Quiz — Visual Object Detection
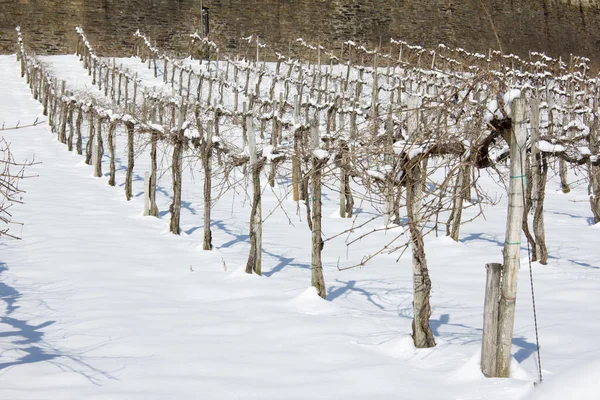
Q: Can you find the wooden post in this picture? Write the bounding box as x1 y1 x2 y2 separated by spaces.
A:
85 110 94 165
496 97 527 377
94 115 103 178
310 117 327 298
125 122 135 200
67 102 75 151
292 125 301 202
75 105 83 155
339 147 346 218
202 120 214 251
481 263 502 377
108 121 118 186
149 130 159 217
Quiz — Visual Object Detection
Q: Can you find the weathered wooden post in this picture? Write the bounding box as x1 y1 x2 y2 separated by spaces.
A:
125 121 135 200
310 116 327 299
481 262 502 377
94 114 103 178
202 120 214 251
496 97 527 377
66 100 75 151
75 105 83 155
148 127 159 217
107 120 118 186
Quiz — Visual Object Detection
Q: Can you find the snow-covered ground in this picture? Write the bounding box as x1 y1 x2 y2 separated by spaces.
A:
1 54 599 399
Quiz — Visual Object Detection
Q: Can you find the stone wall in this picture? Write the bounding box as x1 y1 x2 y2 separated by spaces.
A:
1 0 599 63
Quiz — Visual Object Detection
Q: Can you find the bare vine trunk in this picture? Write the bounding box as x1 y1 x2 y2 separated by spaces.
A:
67 105 74 151
559 159 570 193
245 162 263 275
530 97 548 264
85 111 94 165
406 160 436 348
148 131 159 217
169 133 183 235
107 121 117 186
125 122 135 200
522 156 538 261
94 116 103 178
447 164 466 241
245 116 262 275
75 105 83 155
202 121 214 251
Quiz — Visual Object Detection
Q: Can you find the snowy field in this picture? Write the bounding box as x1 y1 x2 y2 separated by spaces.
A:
1 54 599 399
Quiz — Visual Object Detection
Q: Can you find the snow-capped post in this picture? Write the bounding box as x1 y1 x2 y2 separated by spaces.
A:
125 120 135 200
496 96 527 377
245 114 263 275
481 262 502 377
169 104 188 235
530 97 548 264
202 119 214 251
310 115 327 299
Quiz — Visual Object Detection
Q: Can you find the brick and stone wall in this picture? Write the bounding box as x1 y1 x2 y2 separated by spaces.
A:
1 0 599 62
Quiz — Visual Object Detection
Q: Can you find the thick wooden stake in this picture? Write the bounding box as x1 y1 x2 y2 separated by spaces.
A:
310 118 326 298
481 263 502 377
496 97 527 378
